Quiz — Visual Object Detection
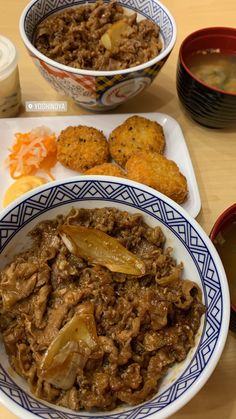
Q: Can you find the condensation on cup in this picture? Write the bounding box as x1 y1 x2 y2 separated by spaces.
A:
0 35 21 117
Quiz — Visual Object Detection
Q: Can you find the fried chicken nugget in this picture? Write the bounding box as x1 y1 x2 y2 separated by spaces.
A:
126 151 188 204
109 115 165 167
57 126 109 172
84 163 126 177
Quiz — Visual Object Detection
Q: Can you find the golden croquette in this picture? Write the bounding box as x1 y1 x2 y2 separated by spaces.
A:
109 115 165 167
57 125 109 172
125 151 188 204
84 163 126 177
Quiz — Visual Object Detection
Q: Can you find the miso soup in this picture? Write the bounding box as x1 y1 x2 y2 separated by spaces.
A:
187 51 236 93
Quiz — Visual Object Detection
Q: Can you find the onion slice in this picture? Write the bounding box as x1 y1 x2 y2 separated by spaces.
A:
39 303 98 389
101 20 132 50
60 224 146 276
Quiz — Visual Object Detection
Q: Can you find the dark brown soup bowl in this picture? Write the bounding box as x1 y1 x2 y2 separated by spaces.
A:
210 203 236 331
176 27 236 128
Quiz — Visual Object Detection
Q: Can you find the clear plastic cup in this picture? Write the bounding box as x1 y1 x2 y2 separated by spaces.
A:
0 35 21 117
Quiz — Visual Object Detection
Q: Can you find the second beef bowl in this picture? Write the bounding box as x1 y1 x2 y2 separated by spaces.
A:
0 176 230 419
19 0 176 111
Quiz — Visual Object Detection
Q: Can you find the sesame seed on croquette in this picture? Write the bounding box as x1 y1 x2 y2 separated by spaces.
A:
109 115 165 167
57 125 109 172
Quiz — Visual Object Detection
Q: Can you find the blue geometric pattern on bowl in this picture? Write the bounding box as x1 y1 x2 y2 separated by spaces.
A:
0 179 223 419
24 0 174 48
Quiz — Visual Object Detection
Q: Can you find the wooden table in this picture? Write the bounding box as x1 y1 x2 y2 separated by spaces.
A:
0 0 236 418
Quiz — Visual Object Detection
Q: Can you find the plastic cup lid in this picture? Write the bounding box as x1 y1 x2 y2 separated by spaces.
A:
0 35 18 80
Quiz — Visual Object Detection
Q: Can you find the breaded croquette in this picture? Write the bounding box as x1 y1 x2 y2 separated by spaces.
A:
109 115 165 167
57 125 109 172
126 151 188 204
84 163 126 177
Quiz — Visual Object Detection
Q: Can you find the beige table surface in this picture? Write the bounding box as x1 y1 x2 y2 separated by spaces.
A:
0 0 236 418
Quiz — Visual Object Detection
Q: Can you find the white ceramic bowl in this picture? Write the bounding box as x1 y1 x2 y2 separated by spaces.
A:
0 176 230 419
19 0 176 111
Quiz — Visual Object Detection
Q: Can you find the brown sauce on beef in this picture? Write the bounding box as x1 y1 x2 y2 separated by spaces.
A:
34 0 162 71
0 207 205 411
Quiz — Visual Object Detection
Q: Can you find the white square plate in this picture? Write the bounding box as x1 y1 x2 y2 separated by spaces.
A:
0 112 201 217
